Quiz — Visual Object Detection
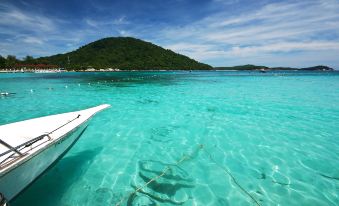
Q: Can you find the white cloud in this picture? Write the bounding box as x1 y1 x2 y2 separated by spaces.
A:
166 43 215 52
160 0 339 67
0 2 103 58
22 36 44 45
85 18 98 27
112 16 128 25
228 41 339 56
85 16 129 28
0 3 56 32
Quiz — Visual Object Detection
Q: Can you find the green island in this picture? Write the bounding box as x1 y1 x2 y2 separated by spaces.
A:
0 37 211 71
214 65 334 71
0 37 334 71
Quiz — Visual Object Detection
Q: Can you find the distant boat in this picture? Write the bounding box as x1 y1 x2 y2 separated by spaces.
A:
0 104 110 203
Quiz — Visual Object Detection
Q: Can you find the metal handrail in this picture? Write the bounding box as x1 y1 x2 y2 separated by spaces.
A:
0 114 81 158
0 134 46 158
0 139 24 157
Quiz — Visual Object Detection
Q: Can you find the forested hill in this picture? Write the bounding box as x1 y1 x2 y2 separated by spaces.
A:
36 37 212 70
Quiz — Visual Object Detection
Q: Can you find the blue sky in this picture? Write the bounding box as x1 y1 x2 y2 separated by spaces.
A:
0 0 339 68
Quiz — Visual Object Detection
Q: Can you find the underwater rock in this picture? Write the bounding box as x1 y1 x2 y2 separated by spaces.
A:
127 194 157 206
216 197 230 206
129 160 195 205
258 173 266 179
88 188 114 206
149 126 179 143
137 99 159 105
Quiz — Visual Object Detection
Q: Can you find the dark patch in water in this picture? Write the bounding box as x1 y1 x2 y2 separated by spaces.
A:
139 162 191 182
256 190 263 195
114 84 136 88
138 172 194 197
258 173 266 179
272 180 290 186
110 192 125 205
217 197 230 206
137 99 159 105
10 148 102 206
129 186 186 205
126 160 195 205
127 193 157 206
151 126 172 137
127 193 136 206
148 137 172 144
207 106 218 112
92 188 113 204
318 173 339 181
149 126 179 143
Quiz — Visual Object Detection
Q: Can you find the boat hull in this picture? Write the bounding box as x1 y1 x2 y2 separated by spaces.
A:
0 122 88 201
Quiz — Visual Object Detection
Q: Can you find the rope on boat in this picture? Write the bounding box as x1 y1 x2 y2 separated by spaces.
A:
115 144 261 206
48 114 81 134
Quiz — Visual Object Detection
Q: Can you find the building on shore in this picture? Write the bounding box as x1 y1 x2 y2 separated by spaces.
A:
0 64 64 73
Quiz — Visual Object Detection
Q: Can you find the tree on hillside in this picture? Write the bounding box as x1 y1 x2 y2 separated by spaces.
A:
6 55 18 68
23 55 35 64
0 55 6 68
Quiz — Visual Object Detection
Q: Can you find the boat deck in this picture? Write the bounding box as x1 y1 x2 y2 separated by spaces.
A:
0 104 110 172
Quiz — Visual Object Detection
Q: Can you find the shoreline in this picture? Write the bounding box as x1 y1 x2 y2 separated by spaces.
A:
0 69 336 73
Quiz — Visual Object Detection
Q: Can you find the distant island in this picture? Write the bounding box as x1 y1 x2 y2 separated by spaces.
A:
0 37 335 72
0 37 211 70
214 64 334 71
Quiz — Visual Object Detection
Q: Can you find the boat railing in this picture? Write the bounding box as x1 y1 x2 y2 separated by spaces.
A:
0 114 81 161
0 139 25 157
0 134 48 158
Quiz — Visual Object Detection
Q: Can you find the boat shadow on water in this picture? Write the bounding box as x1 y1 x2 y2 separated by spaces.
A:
10 147 103 206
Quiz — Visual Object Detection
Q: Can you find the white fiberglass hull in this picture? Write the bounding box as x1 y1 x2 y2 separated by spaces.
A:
0 104 110 202
0 123 87 201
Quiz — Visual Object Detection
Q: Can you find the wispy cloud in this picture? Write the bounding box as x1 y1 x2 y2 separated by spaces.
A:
0 2 56 33
22 36 44 45
85 16 129 28
113 16 128 25
0 1 130 58
228 41 339 56
160 0 339 67
0 1 63 57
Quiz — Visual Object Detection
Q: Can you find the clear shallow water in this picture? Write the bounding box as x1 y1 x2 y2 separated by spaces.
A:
0 71 338 206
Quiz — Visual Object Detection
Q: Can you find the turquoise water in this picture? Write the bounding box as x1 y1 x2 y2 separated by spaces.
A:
0 71 338 206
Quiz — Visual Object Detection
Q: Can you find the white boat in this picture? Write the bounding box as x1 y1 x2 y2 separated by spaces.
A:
0 104 110 203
